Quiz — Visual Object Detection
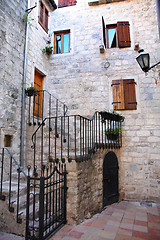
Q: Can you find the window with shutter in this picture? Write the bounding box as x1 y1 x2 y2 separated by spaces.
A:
112 79 137 110
38 1 49 33
58 0 76 8
103 19 131 49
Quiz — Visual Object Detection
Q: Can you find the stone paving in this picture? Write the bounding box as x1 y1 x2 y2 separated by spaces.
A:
0 201 160 240
52 201 160 240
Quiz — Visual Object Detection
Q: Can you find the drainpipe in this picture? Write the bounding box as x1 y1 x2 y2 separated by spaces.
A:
20 0 30 168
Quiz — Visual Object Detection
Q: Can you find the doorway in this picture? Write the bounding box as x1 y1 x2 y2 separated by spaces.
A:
103 151 119 207
34 69 44 118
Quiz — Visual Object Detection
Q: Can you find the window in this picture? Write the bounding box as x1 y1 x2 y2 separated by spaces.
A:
4 135 12 147
106 25 117 48
58 0 76 8
38 0 49 33
102 18 131 49
111 79 137 110
54 30 70 54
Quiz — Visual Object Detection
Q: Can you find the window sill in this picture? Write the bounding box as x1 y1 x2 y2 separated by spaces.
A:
88 0 126 6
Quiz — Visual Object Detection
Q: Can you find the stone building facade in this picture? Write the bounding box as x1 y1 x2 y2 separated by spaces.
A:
0 0 27 159
0 0 160 233
24 0 160 223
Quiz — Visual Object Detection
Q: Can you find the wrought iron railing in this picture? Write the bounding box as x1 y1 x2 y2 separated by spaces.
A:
26 90 68 126
31 111 124 174
0 148 28 223
0 111 124 239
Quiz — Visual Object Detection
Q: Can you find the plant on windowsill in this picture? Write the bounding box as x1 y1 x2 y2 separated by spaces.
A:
25 87 37 97
42 46 53 56
105 128 121 141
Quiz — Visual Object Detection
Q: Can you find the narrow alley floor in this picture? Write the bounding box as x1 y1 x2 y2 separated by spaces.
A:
51 201 160 240
0 201 160 240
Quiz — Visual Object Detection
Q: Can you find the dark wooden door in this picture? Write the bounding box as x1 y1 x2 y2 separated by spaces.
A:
103 151 119 207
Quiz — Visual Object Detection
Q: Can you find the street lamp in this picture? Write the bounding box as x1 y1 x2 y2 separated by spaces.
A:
136 49 160 72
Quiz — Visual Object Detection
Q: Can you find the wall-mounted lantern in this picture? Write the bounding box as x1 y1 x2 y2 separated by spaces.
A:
136 49 160 72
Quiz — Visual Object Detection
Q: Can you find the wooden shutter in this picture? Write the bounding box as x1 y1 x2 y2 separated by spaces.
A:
58 0 76 7
67 0 76 6
123 79 137 110
39 1 43 24
117 21 131 48
34 70 44 118
102 16 106 48
44 8 48 31
112 80 124 110
58 0 67 8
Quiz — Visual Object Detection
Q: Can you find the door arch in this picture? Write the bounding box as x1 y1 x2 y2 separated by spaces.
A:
103 151 119 207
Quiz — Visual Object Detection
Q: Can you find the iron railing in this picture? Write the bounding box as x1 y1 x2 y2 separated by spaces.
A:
26 90 68 126
31 111 124 174
0 148 28 223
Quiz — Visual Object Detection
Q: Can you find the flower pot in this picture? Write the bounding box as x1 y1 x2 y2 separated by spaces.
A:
25 89 37 97
106 133 119 141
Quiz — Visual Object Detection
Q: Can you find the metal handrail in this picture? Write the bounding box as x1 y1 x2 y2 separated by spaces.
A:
31 111 124 174
0 148 27 224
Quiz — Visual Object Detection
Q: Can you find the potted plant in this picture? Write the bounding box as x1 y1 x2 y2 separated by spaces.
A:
42 46 53 56
99 111 124 122
105 128 121 141
25 87 37 97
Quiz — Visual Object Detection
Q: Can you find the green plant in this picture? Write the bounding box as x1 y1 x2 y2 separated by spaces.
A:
22 12 34 26
42 46 53 55
25 86 36 91
105 128 121 135
25 87 37 97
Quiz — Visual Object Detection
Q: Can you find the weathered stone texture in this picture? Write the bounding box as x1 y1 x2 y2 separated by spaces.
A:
46 0 160 204
0 0 27 156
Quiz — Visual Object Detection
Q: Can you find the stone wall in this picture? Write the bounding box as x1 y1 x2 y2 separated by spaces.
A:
46 0 160 203
0 0 27 160
66 148 121 224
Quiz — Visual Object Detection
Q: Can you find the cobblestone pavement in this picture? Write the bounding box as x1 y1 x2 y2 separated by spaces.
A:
0 201 160 240
51 201 160 240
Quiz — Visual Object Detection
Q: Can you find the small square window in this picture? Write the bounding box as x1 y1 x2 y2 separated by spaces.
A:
4 135 12 147
54 30 70 54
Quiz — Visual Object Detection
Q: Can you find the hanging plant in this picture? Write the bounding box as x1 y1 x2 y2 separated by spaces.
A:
25 87 37 97
42 46 53 56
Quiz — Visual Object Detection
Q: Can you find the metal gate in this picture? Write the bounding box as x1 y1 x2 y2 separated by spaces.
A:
25 164 67 240
103 151 119 207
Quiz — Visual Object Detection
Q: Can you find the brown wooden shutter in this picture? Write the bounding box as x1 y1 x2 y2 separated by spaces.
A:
102 16 106 48
58 0 76 7
68 0 76 6
44 8 48 31
58 0 66 8
123 79 137 110
39 1 43 24
117 21 131 48
112 80 124 110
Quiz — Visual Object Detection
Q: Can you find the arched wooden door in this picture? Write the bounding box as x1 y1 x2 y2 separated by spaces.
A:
103 151 119 207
